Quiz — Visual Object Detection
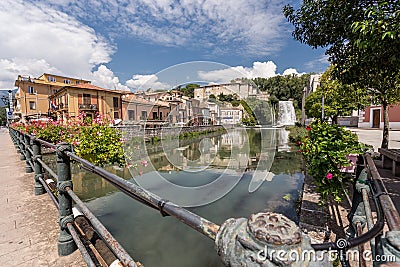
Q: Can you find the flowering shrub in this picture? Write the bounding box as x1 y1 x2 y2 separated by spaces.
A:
298 121 365 202
11 112 124 166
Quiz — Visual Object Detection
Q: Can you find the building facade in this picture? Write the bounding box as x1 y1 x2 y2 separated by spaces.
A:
49 84 125 121
14 73 90 121
194 81 261 101
220 108 243 125
358 104 400 129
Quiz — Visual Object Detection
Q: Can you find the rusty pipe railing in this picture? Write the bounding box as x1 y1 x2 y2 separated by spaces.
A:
365 153 400 231
66 151 220 240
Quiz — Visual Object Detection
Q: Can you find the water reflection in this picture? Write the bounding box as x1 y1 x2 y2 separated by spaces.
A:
42 128 304 267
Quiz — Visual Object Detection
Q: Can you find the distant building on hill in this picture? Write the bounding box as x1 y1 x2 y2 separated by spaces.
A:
194 81 267 101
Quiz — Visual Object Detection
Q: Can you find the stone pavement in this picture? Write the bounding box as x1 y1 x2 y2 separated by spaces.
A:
348 128 400 151
0 128 84 266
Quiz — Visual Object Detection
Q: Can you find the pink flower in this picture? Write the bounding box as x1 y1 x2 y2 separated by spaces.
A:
141 160 148 167
326 173 333 180
139 171 143 176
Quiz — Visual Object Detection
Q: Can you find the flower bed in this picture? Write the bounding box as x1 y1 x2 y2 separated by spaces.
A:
11 112 125 166
298 121 366 202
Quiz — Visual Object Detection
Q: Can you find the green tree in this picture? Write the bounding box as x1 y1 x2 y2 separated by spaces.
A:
179 83 200 98
253 73 311 111
305 67 368 123
284 0 400 148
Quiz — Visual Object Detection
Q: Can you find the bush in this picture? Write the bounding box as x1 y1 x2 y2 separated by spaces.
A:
299 121 365 202
12 112 125 166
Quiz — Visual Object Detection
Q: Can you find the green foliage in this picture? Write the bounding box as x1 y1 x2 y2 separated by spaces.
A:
299 121 365 202
284 0 400 148
178 83 200 98
305 66 368 122
72 123 124 166
240 99 257 126
12 112 125 166
253 74 311 110
287 126 307 144
243 97 274 125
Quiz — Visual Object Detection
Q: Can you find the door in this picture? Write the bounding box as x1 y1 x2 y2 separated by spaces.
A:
372 109 380 128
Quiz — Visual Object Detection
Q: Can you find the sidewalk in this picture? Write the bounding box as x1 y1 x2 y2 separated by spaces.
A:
0 128 84 266
347 128 400 151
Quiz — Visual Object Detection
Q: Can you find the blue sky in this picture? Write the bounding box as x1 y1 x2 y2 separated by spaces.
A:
0 0 329 91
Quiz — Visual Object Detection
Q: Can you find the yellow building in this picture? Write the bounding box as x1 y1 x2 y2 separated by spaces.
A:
50 83 125 121
14 73 90 121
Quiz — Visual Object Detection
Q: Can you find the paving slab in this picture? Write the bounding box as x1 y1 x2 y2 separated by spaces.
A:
0 128 84 267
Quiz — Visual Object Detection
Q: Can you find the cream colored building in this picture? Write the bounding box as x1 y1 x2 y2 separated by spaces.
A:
49 84 125 121
14 73 90 121
194 81 262 101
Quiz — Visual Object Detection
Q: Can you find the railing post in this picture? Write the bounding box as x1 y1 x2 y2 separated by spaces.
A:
24 134 33 173
346 163 369 239
12 129 21 153
56 142 77 256
32 136 45 195
18 131 26 160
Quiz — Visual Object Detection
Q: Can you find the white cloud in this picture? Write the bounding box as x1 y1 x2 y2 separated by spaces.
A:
198 61 304 83
283 68 301 76
0 0 114 89
198 61 276 83
126 74 171 90
91 65 130 91
35 0 288 56
305 55 330 72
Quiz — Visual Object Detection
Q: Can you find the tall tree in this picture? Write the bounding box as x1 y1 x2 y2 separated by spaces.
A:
305 67 368 123
284 0 400 148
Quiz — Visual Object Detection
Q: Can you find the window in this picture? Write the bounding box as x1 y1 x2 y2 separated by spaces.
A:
141 111 147 120
63 79 71 84
75 81 80 84
128 110 135 121
28 86 34 94
152 112 158 120
114 111 119 119
159 112 162 119
113 97 120 108
29 101 36 110
48 76 56 82
83 94 91 105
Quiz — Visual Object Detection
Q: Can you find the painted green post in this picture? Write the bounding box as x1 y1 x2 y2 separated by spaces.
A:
24 134 33 173
13 129 21 153
18 131 26 161
56 142 77 256
32 137 45 195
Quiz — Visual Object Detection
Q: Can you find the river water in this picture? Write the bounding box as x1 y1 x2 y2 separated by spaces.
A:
48 128 304 266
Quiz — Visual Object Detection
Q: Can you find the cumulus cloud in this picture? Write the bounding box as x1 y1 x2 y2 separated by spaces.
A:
198 61 305 83
0 0 114 89
199 61 299 83
91 65 130 91
282 68 302 76
126 74 171 90
35 0 288 56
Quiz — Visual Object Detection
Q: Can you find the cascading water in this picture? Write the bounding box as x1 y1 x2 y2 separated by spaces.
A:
277 101 296 126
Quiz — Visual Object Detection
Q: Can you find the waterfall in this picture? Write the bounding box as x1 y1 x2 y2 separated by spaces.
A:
277 101 296 126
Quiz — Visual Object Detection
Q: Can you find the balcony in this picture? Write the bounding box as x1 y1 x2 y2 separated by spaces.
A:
79 104 98 110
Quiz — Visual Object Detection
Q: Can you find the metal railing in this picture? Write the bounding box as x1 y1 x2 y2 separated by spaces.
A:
8 128 400 266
